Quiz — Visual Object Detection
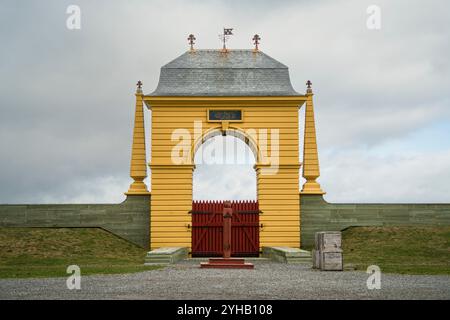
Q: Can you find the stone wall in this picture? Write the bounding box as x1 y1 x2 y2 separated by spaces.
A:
2 193 449 251
300 195 450 249
0 195 150 249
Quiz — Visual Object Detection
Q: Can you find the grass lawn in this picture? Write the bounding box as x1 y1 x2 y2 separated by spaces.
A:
0 227 162 279
342 226 450 275
1 226 449 278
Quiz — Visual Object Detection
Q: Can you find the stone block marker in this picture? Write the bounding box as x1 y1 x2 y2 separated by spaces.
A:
319 231 342 250
313 232 343 271
312 249 321 269
320 251 343 271
262 246 312 264
144 247 189 265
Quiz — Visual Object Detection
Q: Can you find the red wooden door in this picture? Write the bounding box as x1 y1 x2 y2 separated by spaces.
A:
191 200 260 257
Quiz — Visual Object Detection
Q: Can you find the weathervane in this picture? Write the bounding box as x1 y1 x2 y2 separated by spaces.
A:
252 34 261 51
136 80 143 93
306 80 313 93
219 27 233 51
187 34 196 51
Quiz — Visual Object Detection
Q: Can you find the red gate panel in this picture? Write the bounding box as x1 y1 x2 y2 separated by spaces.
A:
191 200 260 257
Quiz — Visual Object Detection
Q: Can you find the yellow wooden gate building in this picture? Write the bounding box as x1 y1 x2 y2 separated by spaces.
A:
125 48 324 252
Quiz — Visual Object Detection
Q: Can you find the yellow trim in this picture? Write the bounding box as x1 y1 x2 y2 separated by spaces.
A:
149 163 195 170
124 191 151 196
254 163 301 169
144 96 307 108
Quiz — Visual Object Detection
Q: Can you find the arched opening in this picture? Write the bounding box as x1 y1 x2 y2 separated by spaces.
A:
193 132 257 201
191 131 260 257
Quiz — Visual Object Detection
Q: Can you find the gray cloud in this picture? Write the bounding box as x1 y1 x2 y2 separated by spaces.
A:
0 0 449 203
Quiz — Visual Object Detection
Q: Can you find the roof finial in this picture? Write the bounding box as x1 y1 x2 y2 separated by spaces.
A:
136 80 143 93
252 34 261 52
220 27 233 52
306 80 313 94
187 34 196 51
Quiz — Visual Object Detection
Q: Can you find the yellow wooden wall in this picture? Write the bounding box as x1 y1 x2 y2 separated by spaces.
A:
146 97 305 250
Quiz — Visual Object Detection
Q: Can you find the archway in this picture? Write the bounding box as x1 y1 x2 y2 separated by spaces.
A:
191 129 260 256
191 126 260 164
192 128 258 201
126 49 326 252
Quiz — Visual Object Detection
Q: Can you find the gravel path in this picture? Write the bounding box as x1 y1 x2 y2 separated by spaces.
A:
1 259 449 300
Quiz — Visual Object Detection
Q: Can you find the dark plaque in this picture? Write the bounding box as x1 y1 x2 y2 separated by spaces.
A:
208 110 242 121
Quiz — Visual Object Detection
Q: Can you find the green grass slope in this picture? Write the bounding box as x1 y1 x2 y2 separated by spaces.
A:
0 228 161 279
343 226 450 275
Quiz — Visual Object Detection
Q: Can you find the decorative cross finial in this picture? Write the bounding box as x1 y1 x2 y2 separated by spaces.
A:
136 80 143 93
187 34 196 51
306 80 313 93
220 27 233 52
252 34 261 51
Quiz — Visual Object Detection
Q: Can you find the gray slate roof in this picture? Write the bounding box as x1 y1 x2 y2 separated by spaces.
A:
147 50 301 96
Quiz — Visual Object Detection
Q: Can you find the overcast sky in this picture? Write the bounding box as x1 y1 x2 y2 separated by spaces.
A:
0 0 449 204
